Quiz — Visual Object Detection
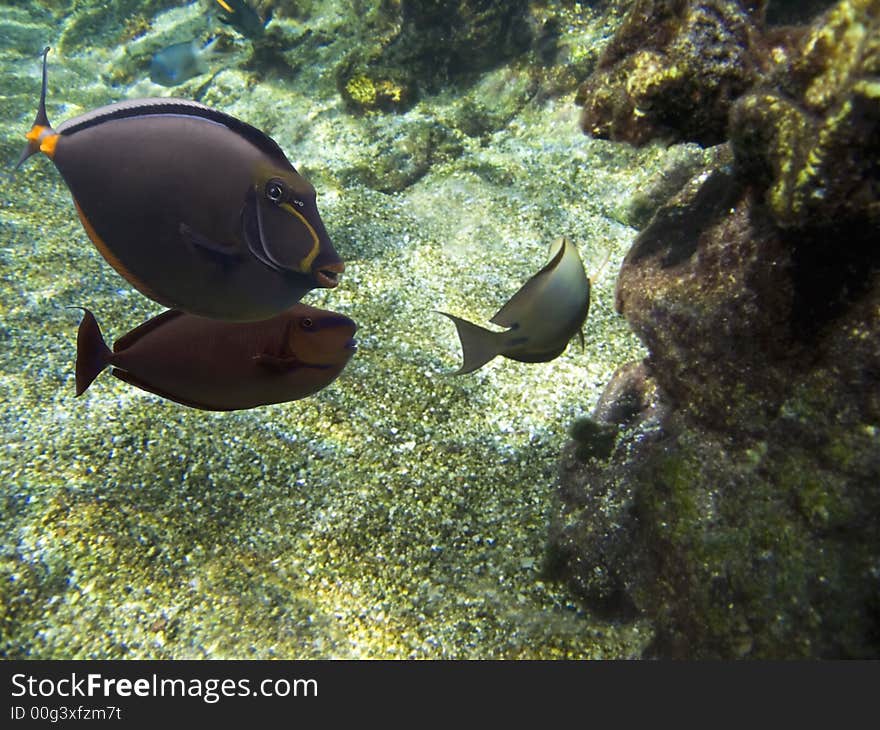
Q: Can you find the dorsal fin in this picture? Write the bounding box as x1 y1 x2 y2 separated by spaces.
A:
55 97 290 164
490 238 567 328
33 45 51 128
15 46 53 170
113 309 185 352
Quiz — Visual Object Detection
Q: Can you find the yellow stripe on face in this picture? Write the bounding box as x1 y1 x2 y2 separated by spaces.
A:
215 0 234 13
280 202 321 273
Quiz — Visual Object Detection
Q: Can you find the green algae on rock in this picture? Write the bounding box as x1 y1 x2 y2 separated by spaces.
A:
336 47 417 114
730 0 880 228
335 0 533 114
622 143 730 229
765 0 838 25
551 0 880 658
57 0 180 56
577 0 767 146
550 366 880 658
616 165 802 431
339 118 463 193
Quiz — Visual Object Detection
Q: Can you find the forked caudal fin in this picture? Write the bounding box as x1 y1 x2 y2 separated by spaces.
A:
72 307 113 396
437 312 504 376
16 46 55 170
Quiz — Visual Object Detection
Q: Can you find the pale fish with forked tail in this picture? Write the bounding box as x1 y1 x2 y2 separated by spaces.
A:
438 237 590 375
150 38 223 87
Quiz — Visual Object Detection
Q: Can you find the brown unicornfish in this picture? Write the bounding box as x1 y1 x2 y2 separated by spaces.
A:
18 47 344 322
74 304 357 411
438 237 590 374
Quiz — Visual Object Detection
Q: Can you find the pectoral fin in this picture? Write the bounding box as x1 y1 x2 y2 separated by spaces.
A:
253 353 332 372
180 223 240 257
253 352 302 372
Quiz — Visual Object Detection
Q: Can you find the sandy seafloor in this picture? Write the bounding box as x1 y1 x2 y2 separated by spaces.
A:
0 2 704 658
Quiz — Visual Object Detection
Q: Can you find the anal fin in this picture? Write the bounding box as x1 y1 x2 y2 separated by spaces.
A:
111 368 223 411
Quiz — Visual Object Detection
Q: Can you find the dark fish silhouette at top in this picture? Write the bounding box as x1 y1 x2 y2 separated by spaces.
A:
214 0 270 39
438 238 591 374
74 304 357 411
17 47 343 322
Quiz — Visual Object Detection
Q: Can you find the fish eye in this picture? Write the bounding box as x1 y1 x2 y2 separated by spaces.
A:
265 179 285 204
301 317 314 329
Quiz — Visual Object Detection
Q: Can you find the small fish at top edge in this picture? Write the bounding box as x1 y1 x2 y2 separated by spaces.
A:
214 0 271 40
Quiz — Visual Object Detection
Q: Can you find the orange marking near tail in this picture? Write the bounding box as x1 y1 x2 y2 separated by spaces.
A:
25 125 59 159
39 133 58 158
25 124 49 143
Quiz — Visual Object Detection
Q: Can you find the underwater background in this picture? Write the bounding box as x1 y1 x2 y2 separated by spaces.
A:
1 0 877 659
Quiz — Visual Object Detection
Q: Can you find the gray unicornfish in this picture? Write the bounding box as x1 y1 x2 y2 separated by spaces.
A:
439 237 591 375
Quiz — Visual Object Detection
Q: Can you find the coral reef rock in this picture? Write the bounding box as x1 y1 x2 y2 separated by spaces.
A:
730 0 880 228
765 0 838 26
549 362 880 657
337 0 533 113
577 0 767 146
550 0 880 658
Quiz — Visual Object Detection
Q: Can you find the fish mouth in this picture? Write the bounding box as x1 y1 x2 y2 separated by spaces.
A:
315 261 344 288
345 338 357 352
